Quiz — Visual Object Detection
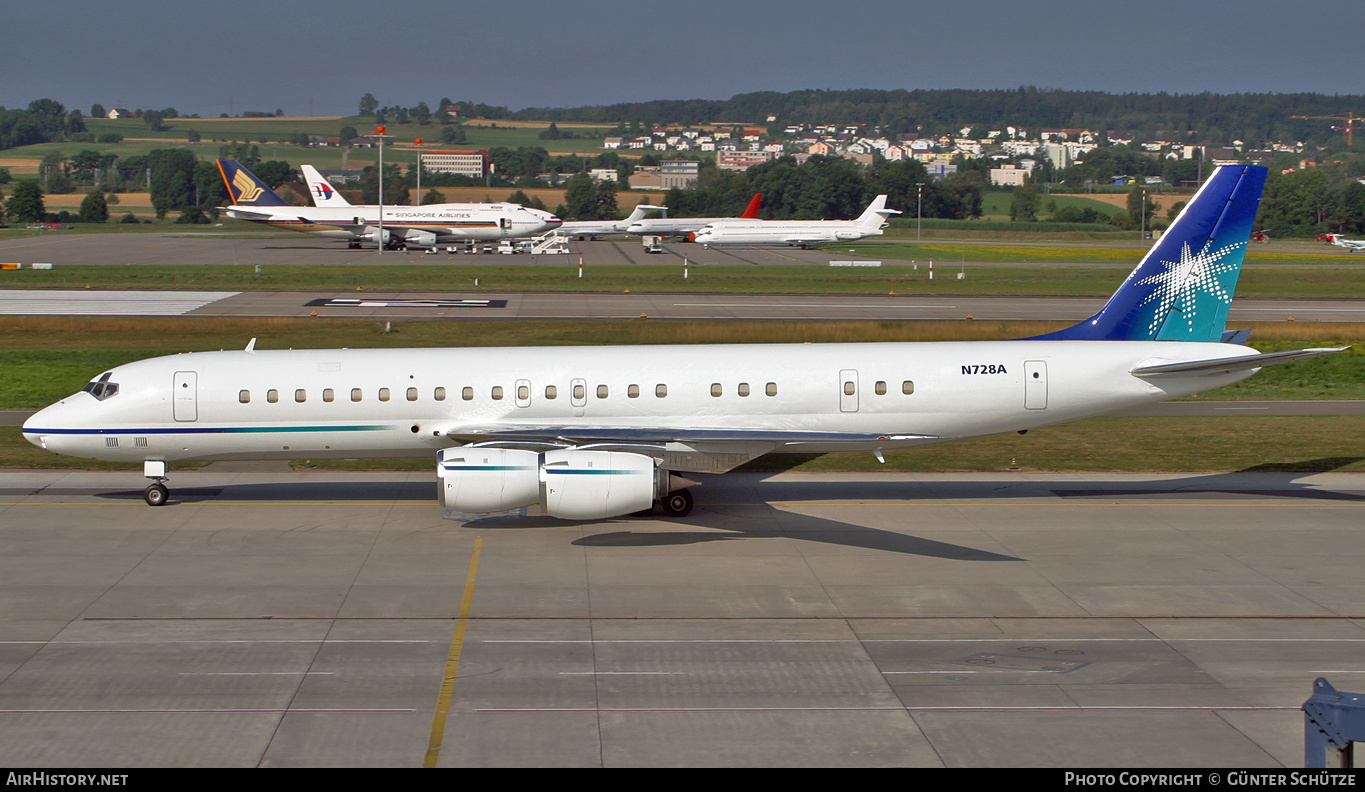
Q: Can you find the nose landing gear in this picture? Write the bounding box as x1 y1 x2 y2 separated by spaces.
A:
143 460 170 506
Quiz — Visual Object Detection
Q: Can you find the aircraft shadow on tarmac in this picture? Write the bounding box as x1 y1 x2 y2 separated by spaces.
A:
68 456 1361 560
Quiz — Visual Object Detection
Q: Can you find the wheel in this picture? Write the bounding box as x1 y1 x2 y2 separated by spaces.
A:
660 489 693 518
144 483 168 506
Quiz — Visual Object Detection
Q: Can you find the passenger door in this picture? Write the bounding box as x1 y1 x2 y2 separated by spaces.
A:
839 369 859 413
173 371 197 422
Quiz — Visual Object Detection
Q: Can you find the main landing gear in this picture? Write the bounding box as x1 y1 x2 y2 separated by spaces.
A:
660 489 694 518
143 460 169 506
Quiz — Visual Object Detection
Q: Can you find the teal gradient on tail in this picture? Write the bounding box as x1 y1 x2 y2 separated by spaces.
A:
1029 165 1267 342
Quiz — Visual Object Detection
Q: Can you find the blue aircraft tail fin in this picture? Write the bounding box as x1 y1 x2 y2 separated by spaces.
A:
1028 165 1267 342
216 159 290 207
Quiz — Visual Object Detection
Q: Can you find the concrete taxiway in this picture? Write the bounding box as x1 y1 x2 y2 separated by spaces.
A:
1 468 1363 767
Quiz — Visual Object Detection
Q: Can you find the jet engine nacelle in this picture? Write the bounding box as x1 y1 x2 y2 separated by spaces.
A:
437 447 661 519
834 230 862 240
540 449 658 520
438 447 540 513
362 226 395 245
403 229 438 248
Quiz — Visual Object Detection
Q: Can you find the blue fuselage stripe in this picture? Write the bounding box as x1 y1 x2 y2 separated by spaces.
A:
22 425 393 435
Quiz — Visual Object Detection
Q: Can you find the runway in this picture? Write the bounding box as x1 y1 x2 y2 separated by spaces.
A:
1 469 1363 767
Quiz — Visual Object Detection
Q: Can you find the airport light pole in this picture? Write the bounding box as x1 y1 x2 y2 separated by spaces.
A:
414 138 423 206
916 183 924 241
373 125 392 255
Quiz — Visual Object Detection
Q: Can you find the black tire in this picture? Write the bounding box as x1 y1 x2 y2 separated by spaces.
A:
660 489 693 518
144 483 168 507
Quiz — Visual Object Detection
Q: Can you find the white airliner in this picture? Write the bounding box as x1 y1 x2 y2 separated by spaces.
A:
624 194 763 238
690 195 898 247
559 204 661 241
23 166 1345 519
218 160 562 249
1325 233 1365 252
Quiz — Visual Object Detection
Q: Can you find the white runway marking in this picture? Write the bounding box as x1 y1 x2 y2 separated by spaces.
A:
0 289 237 315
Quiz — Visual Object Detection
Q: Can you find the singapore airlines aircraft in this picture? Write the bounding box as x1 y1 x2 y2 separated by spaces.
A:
690 194 898 247
218 160 562 249
23 166 1345 518
623 194 764 237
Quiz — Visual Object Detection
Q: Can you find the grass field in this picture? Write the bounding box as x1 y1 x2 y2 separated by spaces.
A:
2 261 1362 299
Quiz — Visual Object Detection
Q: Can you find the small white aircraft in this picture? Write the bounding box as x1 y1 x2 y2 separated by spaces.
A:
559 204 661 241
1325 233 1365 252
218 160 562 250
24 166 1345 519
625 194 763 238
690 195 898 247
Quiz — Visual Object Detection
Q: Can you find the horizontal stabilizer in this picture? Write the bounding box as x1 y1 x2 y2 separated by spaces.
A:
1131 346 1348 377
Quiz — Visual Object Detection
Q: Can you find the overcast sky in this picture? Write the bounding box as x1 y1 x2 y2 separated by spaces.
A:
5 0 1363 117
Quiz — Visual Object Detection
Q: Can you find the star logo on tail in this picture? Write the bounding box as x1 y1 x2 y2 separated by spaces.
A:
1133 239 1245 334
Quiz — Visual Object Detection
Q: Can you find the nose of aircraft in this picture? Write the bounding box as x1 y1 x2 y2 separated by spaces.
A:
21 400 72 451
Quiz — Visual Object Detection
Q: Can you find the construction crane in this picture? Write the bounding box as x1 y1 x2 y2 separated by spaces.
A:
1291 114 1363 147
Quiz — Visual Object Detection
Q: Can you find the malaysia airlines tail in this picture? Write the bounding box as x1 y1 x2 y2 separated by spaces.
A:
217 159 291 207
1030 165 1267 343
300 164 351 207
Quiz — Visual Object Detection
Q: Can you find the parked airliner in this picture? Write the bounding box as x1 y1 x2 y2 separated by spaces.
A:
690 195 898 247
23 166 1344 518
624 194 764 238
559 203 661 240
218 160 562 249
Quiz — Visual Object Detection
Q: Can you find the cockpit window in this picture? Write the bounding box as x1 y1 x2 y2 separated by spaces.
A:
81 372 119 401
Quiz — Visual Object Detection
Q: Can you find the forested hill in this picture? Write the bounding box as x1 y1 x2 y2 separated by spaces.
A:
510 88 1365 146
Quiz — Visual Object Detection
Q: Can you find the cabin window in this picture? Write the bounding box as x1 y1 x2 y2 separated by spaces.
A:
434 387 446 401
766 382 777 397
351 388 362 402
323 388 334 402
462 387 473 401
597 384 608 399
628 384 639 398
407 387 418 402
295 389 307 403
738 383 750 397
573 383 585 401
379 388 390 402
844 381 856 396
238 390 250 404
545 385 557 399
711 383 722 397
105 437 118 448
902 380 915 395
656 384 667 398
518 384 530 401
875 381 887 395
491 386 503 400
267 389 279 403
